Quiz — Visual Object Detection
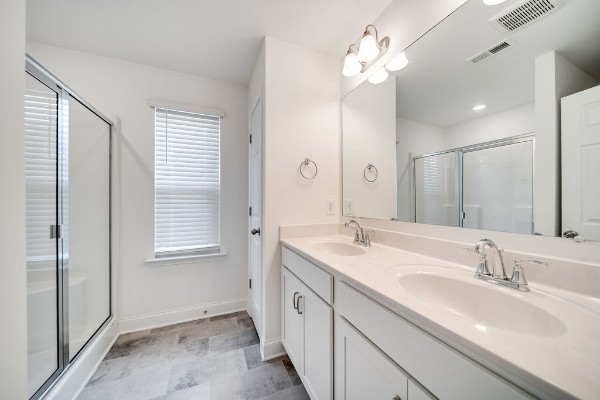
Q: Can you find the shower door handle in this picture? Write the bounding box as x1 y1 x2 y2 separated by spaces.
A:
50 224 62 239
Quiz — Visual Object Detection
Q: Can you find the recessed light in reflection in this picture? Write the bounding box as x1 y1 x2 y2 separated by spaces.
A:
473 104 486 111
475 324 488 331
483 0 507 5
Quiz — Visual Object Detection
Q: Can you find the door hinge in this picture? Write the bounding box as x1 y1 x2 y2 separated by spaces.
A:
249 206 252 216
249 134 252 144
249 279 252 289
50 224 62 239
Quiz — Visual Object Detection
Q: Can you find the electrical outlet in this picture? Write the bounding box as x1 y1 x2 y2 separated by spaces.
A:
344 199 354 216
326 199 335 215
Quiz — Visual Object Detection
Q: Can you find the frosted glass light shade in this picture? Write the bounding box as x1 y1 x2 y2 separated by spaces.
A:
357 33 379 62
368 67 388 84
386 52 408 71
342 52 362 77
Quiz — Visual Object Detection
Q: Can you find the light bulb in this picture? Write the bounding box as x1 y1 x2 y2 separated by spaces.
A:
473 104 486 111
385 52 408 72
342 51 362 77
483 0 507 5
368 67 388 84
357 32 379 62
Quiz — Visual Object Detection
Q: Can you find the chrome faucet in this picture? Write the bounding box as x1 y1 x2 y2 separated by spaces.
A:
344 219 372 247
465 239 548 292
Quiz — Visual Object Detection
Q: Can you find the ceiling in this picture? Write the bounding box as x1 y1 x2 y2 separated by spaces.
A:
392 0 600 127
26 0 392 85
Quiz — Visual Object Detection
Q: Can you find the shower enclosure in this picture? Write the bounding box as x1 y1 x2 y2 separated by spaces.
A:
25 57 112 399
413 135 534 234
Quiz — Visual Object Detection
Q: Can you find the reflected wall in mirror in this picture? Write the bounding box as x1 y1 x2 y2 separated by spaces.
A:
342 0 600 240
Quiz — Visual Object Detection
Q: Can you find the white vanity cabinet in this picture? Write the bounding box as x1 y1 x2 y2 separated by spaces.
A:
282 248 333 400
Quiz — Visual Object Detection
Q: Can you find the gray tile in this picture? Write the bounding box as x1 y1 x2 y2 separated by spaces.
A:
78 379 121 400
116 366 171 400
209 360 292 400
237 314 254 330
282 358 302 386
243 344 266 370
151 318 209 334
259 385 310 400
87 354 137 386
106 330 154 360
180 317 239 342
209 328 259 354
167 349 247 393
166 336 210 365
152 383 210 400
210 311 244 322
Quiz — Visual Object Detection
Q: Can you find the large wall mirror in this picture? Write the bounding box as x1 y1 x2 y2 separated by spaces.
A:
342 0 600 241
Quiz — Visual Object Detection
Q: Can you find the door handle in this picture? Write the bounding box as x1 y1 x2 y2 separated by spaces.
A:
293 291 299 310
251 228 261 236
296 295 303 314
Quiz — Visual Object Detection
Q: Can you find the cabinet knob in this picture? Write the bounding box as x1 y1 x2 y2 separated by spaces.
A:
293 292 299 310
251 228 261 236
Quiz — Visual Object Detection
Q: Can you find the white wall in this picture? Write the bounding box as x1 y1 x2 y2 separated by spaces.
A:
341 0 467 95
534 51 598 237
444 102 535 149
27 42 249 328
0 1 27 398
396 118 445 222
343 79 397 219
261 37 340 355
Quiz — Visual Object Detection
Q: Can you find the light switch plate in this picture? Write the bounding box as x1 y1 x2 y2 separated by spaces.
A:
326 199 335 215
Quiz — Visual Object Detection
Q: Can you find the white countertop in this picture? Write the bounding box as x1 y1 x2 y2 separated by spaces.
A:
281 234 600 400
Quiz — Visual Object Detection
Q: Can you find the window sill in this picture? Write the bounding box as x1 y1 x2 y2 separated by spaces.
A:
145 252 227 267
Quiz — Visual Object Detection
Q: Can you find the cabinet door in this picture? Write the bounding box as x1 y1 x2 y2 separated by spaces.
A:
282 267 302 367
408 379 436 400
335 316 408 400
301 282 333 400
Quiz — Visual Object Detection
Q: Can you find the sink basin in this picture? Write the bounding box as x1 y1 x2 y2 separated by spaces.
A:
311 242 366 256
387 265 566 337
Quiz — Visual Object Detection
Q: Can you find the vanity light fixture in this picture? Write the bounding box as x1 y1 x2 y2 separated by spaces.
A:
483 0 508 5
385 52 409 72
473 104 487 111
342 24 389 77
368 67 389 85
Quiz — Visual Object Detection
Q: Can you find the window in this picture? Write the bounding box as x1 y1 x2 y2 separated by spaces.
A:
154 107 221 256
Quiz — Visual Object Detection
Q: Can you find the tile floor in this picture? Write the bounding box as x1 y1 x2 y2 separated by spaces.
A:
78 311 310 400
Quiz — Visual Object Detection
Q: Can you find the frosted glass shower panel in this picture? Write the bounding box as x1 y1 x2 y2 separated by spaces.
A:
462 141 533 234
415 152 456 226
25 73 59 398
67 96 111 360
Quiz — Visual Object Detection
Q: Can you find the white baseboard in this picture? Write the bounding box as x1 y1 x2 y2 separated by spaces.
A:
44 317 119 400
261 337 286 361
119 298 247 334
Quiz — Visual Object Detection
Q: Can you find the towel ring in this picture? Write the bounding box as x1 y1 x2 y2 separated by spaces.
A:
364 163 378 182
299 158 318 180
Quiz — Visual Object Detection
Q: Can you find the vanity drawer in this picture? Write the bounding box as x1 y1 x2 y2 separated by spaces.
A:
282 246 333 305
335 281 532 400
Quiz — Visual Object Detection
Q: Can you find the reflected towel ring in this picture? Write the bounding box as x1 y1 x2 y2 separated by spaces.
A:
299 158 318 180
364 163 378 182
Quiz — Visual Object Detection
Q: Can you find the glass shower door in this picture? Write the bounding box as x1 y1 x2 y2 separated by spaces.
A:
462 141 534 234
67 96 111 360
25 72 60 398
414 152 457 226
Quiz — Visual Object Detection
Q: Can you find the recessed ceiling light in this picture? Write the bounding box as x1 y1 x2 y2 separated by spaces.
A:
483 0 507 5
473 104 487 111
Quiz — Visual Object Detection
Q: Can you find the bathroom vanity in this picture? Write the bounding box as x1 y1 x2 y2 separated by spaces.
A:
280 231 600 400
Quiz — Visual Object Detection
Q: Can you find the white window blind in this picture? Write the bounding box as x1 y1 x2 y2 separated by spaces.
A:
154 107 221 255
24 86 58 261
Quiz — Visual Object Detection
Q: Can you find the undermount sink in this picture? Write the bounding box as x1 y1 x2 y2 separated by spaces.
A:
386 265 566 337
310 241 366 256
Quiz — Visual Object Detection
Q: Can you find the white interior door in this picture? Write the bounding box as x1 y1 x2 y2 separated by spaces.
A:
562 85 600 241
249 97 263 337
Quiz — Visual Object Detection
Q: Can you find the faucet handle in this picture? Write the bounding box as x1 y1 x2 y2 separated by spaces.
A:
465 248 492 276
364 230 375 247
510 259 548 292
463 247 479 254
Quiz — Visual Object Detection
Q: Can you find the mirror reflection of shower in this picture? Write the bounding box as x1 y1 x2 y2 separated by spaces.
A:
412 135 534 235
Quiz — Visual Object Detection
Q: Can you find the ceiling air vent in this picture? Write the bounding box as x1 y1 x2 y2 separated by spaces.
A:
466 38 517 65
490 0 562 33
